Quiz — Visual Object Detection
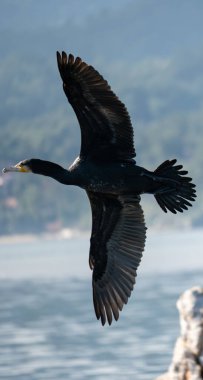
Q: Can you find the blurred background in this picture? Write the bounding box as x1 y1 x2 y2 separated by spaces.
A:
0 1 203 380
0 0 203 234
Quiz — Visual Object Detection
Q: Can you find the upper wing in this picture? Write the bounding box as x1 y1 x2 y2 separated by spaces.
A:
57 51 136 161
87 191 146 325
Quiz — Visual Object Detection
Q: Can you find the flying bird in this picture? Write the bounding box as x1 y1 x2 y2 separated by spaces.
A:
3 52 196 325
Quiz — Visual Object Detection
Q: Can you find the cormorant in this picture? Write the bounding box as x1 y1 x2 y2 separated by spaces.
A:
3 52 196 326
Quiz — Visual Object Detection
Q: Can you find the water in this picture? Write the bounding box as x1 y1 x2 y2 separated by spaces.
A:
0 231 203 380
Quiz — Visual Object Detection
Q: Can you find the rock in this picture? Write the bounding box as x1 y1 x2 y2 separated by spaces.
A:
156 287 203 380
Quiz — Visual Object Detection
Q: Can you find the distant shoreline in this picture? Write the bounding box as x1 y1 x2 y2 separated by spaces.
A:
0 228 89 244
0 226 202 245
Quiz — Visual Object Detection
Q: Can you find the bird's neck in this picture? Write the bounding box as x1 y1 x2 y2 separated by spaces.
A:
33 160 75 185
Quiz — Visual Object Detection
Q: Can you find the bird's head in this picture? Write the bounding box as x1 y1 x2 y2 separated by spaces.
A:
2 159 36 174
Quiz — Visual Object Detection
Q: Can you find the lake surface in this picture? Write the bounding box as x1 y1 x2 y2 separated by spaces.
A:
0 230 203 379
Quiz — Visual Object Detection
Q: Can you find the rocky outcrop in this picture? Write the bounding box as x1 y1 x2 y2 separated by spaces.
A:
157 286 203 380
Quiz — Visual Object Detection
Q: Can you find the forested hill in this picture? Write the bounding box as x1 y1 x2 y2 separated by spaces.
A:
0 0 203 235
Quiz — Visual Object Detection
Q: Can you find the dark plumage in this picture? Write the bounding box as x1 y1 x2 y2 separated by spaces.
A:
3 52 196 325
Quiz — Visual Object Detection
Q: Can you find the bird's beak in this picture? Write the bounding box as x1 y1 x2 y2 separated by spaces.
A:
2 164 30 173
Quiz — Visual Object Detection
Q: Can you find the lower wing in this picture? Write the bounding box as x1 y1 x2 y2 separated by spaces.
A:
87 191 147 325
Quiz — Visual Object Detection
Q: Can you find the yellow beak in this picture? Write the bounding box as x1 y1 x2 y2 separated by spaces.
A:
2 164 31 173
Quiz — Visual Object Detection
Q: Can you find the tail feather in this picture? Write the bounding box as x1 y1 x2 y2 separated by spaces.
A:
154 159 196 214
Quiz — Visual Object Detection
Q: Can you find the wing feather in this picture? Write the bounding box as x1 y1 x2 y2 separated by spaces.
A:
87 192 147 325
57 51 136 161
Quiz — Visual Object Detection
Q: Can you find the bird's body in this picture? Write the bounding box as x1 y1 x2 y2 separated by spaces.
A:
3 52 196 326
28 156 170 196
77 160 153 195
59 157 152 194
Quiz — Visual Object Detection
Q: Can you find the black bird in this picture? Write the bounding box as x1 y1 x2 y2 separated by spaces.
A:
3 52 196 325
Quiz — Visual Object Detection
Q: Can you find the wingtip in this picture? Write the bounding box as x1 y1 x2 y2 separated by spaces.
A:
61 51 68 64
56 51 67 62
56 51 76 67
68 53 75 65
171 158 177 165
56 51 62 68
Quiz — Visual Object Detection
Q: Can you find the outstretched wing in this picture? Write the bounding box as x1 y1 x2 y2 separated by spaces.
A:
87 191 146 325
57 51 136 161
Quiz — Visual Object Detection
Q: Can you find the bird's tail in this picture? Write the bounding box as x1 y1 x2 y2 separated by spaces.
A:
153 159 196 214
